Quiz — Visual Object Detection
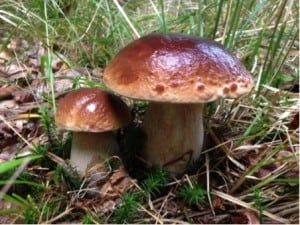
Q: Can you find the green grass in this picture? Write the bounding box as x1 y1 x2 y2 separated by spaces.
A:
253 187 265 224
180 182 207 206
0 0 298 223
112 192 140 224
0 155 41 175
141 167 168 197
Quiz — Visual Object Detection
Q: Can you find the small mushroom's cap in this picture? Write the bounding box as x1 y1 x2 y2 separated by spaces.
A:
103 33 253 103
55 88 132 132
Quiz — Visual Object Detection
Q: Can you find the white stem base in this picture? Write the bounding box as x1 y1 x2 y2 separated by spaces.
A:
142 103 204 176
70 132 119 175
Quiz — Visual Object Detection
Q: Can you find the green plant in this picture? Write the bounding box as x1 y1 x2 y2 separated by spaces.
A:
0 154 44 199
0 155 41 175
39 105 72 171
40 106 56 140
22 195 39 224
2 194 40 224
40 9 56 112
82 213 103 224
112 192 140 224
141 167 168 197
180 183 207 206
253 187 265 224
0 0 298 223
40 105 71 155
52 163 82 191
2 191 69 224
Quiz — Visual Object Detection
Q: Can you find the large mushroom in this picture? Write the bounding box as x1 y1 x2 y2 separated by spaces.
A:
55 88 132 175
103 33 253 176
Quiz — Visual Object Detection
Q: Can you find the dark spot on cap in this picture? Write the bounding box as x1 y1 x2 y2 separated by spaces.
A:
230 83 238 92
170 83 179 88
197 83 205 91
223 87 229 94
154 84 165 94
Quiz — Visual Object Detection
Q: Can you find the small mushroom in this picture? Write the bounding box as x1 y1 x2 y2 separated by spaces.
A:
103 33 253 176
55 88 132 175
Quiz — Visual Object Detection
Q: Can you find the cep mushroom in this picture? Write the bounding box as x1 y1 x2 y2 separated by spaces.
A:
103 33 253 176
55 88 132 175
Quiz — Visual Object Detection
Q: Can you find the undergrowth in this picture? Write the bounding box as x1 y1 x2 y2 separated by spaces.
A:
180 182 207 206
0 0 298 224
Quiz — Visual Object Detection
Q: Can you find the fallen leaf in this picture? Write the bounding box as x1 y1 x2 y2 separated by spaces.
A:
13 90 35 103
7 37 28 53
0 85 18 100
98 166 136 198
231 214 248 224
99 181 116 198
275 150 299 183
288 112 299 130
82 162 137 215
27 44 47 68
247 147 270 167
52 56 65 72
0 99 17 110
0 49 13 64
243 209 260 224
212 197 224 210
91 67 103 78
54 77 74 94
0 200 18 224
101 199 117 213
5 63 28 80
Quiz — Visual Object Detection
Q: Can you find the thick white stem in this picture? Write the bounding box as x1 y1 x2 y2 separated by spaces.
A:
142 103 204 176
70 132 119 175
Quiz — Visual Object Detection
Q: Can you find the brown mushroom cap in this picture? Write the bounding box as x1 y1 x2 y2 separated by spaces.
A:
103 33 253 103
55 88 132 132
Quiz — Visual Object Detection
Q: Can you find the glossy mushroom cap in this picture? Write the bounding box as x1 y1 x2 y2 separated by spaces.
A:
104 33 253 103
55 88 132 132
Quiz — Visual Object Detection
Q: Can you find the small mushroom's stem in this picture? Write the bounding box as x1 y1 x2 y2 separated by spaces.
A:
142 102 204 176
70 132 119 175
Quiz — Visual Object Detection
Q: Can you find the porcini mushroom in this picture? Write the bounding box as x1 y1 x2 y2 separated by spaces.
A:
55 88 132 175
103 33 253 175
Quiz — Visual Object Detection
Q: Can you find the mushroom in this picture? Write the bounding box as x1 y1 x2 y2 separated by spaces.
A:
103 33 253 176
55 88 132 175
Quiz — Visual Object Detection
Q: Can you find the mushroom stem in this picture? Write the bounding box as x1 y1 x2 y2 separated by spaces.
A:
70 131 119 175
141 102 204 175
